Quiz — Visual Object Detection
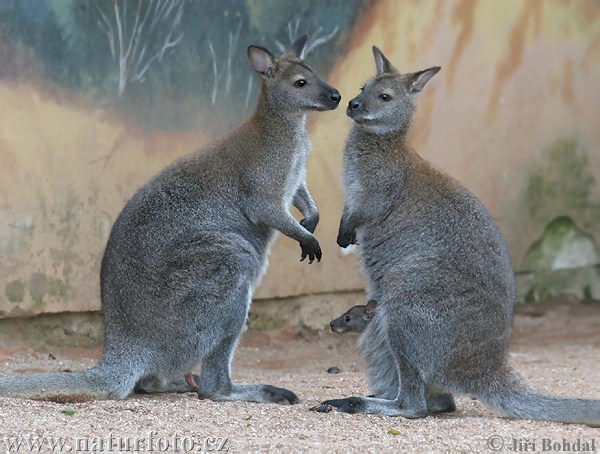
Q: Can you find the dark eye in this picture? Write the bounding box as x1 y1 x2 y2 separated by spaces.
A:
360 86 365 92
294 79 307 88
380 94 392 101
345 315 351 323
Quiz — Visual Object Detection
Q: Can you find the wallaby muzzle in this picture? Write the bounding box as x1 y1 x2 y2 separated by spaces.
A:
346 95 366 118
318 83 341 111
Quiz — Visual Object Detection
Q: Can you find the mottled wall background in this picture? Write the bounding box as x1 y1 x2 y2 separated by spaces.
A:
1 0 599 320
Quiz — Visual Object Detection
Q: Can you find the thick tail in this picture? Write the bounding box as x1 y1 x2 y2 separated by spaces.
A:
478 369 600 426
0 363 139 402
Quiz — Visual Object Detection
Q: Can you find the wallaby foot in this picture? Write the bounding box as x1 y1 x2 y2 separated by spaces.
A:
322 396 428 418
426 392 456 414
134 375 200 394
198 383 299 405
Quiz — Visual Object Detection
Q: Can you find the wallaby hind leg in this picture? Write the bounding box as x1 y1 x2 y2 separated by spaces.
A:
323 324 428 417
322 356 427 417
198 333 298 405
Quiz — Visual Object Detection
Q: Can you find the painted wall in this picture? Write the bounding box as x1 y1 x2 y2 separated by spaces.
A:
1 0 599 319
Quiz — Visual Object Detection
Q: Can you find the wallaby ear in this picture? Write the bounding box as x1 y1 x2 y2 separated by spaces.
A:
248 45 276 79
372 46 397 76
409 66 441 93
283 34 308 60
365 300 378 320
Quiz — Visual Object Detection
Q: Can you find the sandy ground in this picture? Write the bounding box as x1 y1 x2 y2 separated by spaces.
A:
0 300 599 453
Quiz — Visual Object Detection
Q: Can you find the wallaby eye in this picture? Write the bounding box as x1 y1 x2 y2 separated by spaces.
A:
294 79 307 88
345 315 351 323
360 85 365 92
380 94 392 101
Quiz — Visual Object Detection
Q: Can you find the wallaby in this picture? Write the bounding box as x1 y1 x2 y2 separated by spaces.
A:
0 36 341 403
330 300 377 334
321 46 600 425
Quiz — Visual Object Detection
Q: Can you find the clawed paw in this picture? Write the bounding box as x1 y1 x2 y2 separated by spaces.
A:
300 237 322 264
321 397 365 414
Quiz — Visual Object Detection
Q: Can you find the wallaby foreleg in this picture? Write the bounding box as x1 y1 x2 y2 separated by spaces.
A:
292 183 319 234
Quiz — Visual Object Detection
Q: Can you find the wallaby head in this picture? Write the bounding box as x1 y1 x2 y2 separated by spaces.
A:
330 300 377 334
347 46 440 134
247 35 341 115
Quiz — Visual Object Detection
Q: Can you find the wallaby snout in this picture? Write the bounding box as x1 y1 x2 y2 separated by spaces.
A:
310 81 341 111
347 96 364 117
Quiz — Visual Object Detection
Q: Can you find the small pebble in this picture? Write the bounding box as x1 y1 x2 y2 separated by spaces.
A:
327 366 340 374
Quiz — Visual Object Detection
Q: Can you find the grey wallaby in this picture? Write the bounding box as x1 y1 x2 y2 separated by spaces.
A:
321 46 600 425
330 300 377 334
0 36 341 403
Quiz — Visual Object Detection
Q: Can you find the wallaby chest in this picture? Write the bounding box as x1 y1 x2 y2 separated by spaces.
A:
282 124 311 206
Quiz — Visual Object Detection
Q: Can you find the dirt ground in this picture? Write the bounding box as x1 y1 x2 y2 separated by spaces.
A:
0 299 599 453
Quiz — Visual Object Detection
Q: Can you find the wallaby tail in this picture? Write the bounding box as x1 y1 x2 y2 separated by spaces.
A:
0 362 138 402
478 369 600 426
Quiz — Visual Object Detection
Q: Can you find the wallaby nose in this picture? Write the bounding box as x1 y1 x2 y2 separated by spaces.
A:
330 90 341 104
349 99 361 110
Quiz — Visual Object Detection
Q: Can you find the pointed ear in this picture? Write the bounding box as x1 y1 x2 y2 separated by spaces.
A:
248 45 276 78
283 34 308 59
365 300 378 320
372 46 397 76
409 66 441 93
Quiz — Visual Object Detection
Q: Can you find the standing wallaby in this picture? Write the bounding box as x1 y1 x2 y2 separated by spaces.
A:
330 300 377 334
0 36 340 403
321 46 600 425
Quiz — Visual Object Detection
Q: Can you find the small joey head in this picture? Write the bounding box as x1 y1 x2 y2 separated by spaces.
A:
247 35 341 115
330 300 378 334
347 46 440 134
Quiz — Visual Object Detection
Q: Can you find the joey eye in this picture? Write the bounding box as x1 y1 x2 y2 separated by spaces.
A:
345 315 351 323
379 94 392 101
294 79 307 88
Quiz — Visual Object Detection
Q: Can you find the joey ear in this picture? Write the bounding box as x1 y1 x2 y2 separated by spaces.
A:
283 34 308 59
248 45 276 78
365 300 378 320
409 66 441 93
372 46 398 76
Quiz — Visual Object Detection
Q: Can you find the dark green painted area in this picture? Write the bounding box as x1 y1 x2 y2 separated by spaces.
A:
518 139 600 304
525 138 600 236
5 280 25 303
521 266 600 305
29 272 70 306
0 312 104 349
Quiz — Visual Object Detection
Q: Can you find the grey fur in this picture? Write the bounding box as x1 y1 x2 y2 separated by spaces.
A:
323 46 599 425
0 36 340 403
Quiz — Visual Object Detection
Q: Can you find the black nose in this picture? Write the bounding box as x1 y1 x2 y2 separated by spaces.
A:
349 99 361 110
330 90 341 103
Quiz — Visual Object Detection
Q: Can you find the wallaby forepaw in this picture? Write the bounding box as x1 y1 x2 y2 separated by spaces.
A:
336 229 357 248
322 397 366 414
300 237 322 264
300 216 319 234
